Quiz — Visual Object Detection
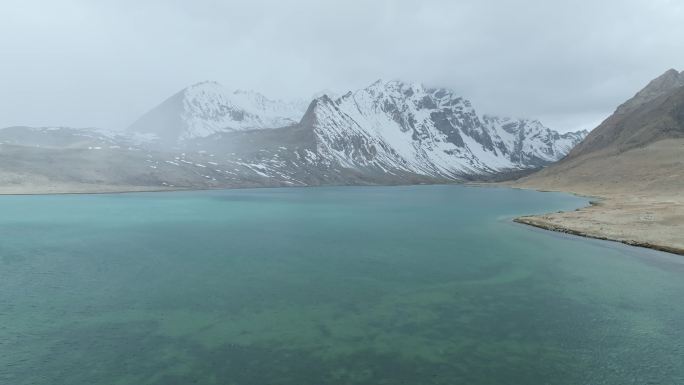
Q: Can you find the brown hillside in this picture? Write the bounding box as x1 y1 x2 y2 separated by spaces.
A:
514 69 684 255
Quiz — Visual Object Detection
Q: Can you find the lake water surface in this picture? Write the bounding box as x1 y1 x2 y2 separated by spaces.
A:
1 185 683 384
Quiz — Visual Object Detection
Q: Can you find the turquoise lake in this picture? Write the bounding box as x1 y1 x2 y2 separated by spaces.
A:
1 185 683 384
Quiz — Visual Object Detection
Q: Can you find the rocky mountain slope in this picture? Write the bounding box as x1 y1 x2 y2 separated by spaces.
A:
293 81 586 179
565 68 684 158
0 80 587 193
515 68 684 254
518 68 684 190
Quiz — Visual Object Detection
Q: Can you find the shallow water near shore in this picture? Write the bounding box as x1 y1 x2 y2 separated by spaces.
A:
1 185 683 385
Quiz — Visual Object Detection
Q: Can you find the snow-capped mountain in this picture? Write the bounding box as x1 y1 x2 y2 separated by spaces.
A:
11 78 581 190
295 80 587 178
0 79 590 192
127 81 308 144
481 116 588 165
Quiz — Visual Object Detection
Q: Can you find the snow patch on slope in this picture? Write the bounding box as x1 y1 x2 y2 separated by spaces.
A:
305 80 587 178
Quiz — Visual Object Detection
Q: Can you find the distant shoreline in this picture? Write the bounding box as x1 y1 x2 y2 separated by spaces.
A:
0 185 185 196
0 181 457 196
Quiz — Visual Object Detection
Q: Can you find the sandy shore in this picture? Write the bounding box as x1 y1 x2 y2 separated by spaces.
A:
511 190 684 256
513 196 684 256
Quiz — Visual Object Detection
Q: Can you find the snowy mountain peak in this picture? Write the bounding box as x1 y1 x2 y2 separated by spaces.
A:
310 89 340 101
357 79 424 97
127 82 307 143
188 80 223 88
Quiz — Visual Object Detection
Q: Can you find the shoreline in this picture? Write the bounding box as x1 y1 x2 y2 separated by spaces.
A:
508 139 684 258
513 215 684 256
510 187 684 257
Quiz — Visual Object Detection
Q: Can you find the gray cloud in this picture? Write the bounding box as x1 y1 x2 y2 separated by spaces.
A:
1 0 683 132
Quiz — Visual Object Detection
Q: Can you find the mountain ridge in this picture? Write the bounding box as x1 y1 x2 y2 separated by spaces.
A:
564 69 684 159
615 68 684 115
294 80 586 178
0 79 588 193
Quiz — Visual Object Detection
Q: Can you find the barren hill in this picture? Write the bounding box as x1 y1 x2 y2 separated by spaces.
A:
515 69 684 254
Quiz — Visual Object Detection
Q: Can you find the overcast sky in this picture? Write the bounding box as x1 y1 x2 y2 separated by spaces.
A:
1 0 682 133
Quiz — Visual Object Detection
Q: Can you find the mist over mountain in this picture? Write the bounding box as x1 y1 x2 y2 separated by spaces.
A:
127 81 309 145
0 80 587 193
